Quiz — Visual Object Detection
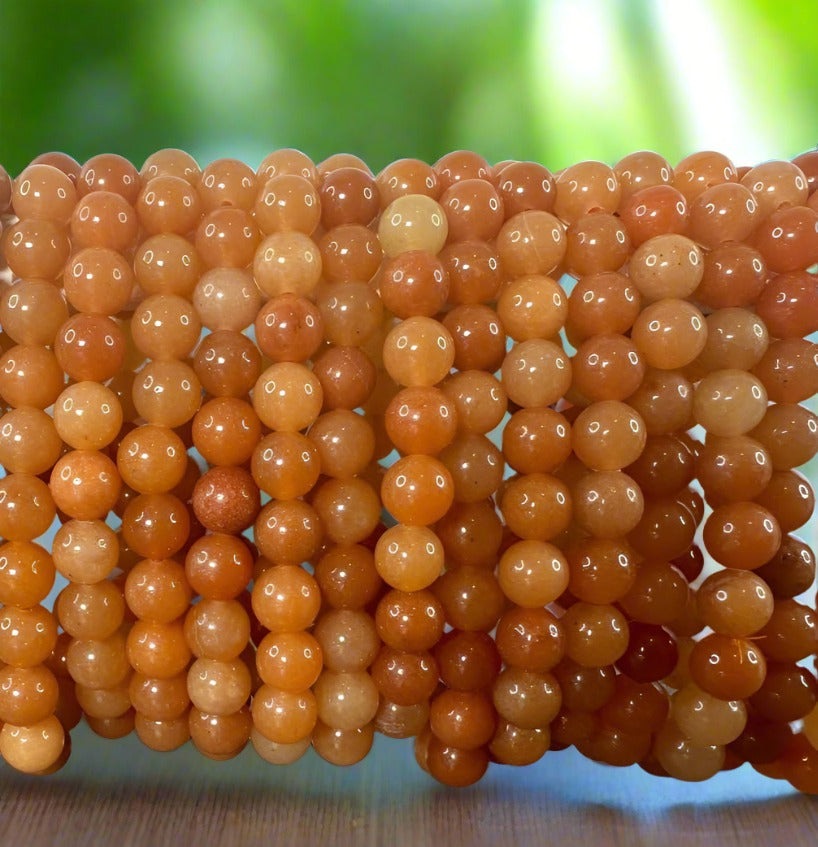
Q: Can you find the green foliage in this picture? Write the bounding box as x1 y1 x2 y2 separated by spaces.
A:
0 0 816 175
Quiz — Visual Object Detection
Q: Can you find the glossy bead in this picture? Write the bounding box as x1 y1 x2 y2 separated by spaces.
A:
438 240 503 305
250 728 310 765
13 163 77 221
252 362 323 432
501 339 571 409
0 345 64 410
653 719 725 782
756 600 818 663
317 280 383 348
137 174 202 234
492 667 561 729
425 736 489 787
628 497 698 561
565 212 630 275
496 210 566 276
674 150 737 202
184 533 254 601
687 182 760 247
631 298 707 370
126 619 191 679
703 501 781 570
370 647 438 706
377 158 440 208
49 451 121 520
571 470 644 539
693 369 767 436
497 539 568 608
629 234 704 301
382 317 455 387
626 368 693 436
378 194 448 256
434 151 491 190
52 381 122 451
313 670 379 731
750 205 818 274
441 370 506 436
312 721 374 766
251 564 321 633
689 634 767 700
750 664 818 723
184 599 250 661
255 174 320 235
755 535 816 599
434 499 503 569
67 629 130 689
134 234 202 297
754 470 814 533
141 148 200 183
192 271 260 335
122 493 191 560
496 160 555 215
189 706 251 759
494 607 564 673
1 280 69 347
619 184 688 246
307 410 375 478
124 558 191 624
311 477 379 545
694 243 767 310
374 588 445 652
117 425 187 494
0 541 55 606
381 454 453 526
695 435 772 505
440 178 504 242
254 500 323 567
197 157 256 211
312 609 378 674
384 386 457 455
616 623 678 683
378 250 448 318
132 359 201 428
619 560 689 625
192 396 261 468
320 167 379 228
253 231 322 299
429 688 496 750
442 304 506 373
0 716 65 775
497 274 567 342
257 149 317 185
0 473 56 542
3 218 71 279
572 401 647 471
433 564 506 632
438 432 504 503
752 338 818 405
0 605 58 668
741 160 809 219
571 333 646 401
566 537 636 604
502 407 572 475
314 544 383 610
312 345 376 410
500 473 571 541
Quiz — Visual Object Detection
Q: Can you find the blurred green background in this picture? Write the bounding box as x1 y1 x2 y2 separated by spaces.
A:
0 0 816 175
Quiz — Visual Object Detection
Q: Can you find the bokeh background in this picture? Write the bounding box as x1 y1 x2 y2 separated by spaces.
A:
1 0 817 175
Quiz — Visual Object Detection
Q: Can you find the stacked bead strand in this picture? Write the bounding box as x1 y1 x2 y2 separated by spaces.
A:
0 146 816 794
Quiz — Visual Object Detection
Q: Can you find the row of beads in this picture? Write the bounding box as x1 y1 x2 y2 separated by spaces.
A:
0 147 816 789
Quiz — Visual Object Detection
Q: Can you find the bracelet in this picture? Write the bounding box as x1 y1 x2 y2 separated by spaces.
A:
0 148 816 792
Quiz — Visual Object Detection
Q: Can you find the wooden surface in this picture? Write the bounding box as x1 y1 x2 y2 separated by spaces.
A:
1 723 816 847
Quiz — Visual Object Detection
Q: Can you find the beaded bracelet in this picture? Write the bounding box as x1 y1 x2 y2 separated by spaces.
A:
0 148 816 792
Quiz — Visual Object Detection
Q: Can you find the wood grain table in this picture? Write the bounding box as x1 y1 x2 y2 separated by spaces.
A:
2 721 816 847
